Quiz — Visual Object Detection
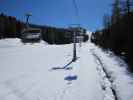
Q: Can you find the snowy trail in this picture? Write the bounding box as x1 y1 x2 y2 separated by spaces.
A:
0 39 103 100
0 39 133 100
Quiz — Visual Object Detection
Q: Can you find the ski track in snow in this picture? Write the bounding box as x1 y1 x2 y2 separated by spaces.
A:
90 50 116 100
0 38 133 100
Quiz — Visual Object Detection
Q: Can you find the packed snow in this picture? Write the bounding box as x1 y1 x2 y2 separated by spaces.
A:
90 44 133 100
0 38 133 100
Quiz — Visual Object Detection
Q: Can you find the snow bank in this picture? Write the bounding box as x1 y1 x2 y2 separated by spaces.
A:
0 38 48 48
0 38 23 48
91 43 133 100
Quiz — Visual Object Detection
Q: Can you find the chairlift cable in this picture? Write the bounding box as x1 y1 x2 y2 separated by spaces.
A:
72 0 80 26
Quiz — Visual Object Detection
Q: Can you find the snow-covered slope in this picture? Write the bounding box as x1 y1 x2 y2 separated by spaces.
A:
0 39 103 100
86 31 92 42
0 38 133 100
86 30 92 37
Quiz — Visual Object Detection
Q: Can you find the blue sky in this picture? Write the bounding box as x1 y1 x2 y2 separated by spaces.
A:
0 0 113 31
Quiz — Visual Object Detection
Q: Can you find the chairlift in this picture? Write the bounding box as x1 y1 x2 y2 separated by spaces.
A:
21 13 42 43
21 28 42 43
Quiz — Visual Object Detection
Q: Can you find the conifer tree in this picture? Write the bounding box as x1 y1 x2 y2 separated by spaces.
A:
111 0 121 24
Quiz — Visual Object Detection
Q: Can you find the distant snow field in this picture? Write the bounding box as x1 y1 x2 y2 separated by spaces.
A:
0 38 133 100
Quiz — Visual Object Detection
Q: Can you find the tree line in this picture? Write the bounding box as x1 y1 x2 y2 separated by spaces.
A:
91 0 133 72
0 13 88 44
0 13 24 38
